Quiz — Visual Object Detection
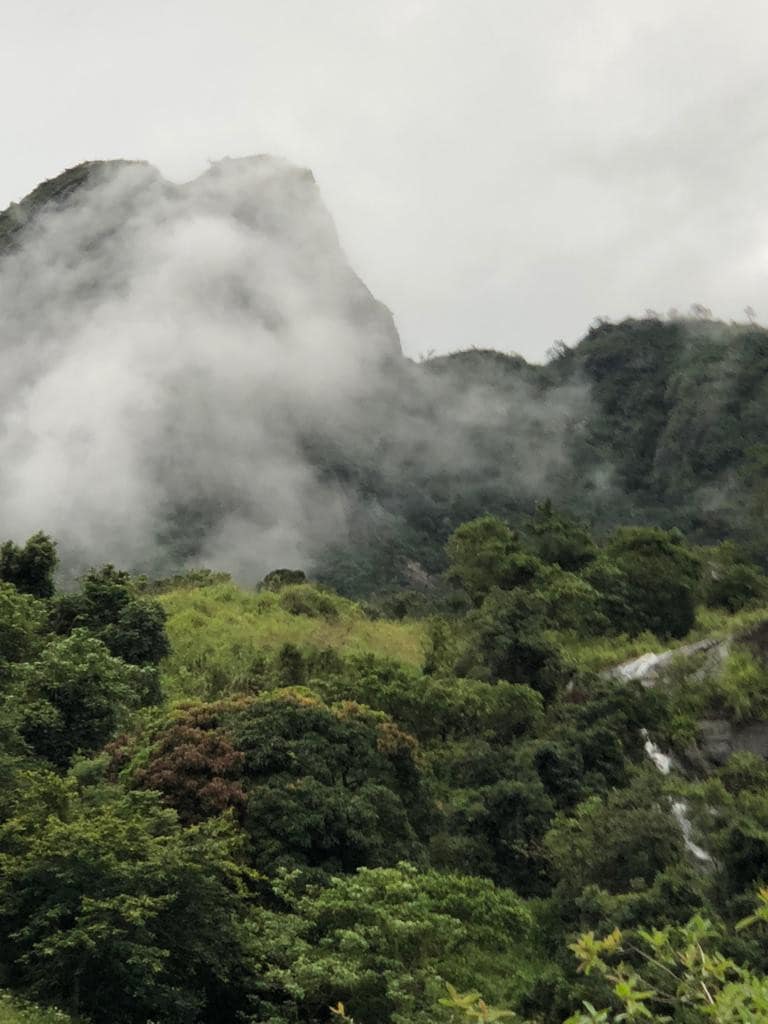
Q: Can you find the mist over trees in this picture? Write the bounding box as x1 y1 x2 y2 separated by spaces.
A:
2 160 767 596
1 510 768 1023
3 159 768 1023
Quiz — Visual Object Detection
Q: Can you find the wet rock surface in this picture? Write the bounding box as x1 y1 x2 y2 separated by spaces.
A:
694 718 768 766
610 637 729 687
610 622 768 867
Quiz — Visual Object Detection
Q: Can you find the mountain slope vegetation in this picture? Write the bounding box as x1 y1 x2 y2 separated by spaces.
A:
318 315 768 595
2 507 768 1022
2 161 768 594
3 160 768 1022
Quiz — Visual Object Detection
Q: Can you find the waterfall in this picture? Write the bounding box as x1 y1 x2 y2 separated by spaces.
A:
642 731 672 774
640 731 713 864
670 801 713 865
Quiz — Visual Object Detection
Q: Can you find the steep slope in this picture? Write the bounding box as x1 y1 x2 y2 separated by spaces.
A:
0 157 589 588
565 317 768 545
404 317 768 571
0 156 400 359
2 159 767 592
0 157 402 579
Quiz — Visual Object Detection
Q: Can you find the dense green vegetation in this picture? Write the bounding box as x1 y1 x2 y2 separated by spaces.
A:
314 316 768 597
0 993 72 1024
5 164 768 602
4 160 768 1022
156 580 426 701
2 508 768 1023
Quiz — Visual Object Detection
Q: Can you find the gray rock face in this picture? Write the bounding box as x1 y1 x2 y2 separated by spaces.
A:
609 637 729 687
612 629 768 769
695 719 735 766
734 722 768 758
695 719 768 766
613 626 768 868
0 156 402 362
0 160 158 254
0 156 403 579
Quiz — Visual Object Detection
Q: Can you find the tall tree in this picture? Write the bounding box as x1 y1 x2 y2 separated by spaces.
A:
0 533 58 599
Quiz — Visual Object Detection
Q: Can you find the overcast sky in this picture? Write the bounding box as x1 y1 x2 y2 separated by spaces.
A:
2 0 767 360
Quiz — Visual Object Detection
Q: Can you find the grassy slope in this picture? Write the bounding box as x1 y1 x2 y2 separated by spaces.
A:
0 994 71 1024
158 579 768 701
158 582 428 700
563 605 768 673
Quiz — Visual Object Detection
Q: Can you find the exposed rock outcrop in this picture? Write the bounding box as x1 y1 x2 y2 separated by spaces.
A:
0 156 403 579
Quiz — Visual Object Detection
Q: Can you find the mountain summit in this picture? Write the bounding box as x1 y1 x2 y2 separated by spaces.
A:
0 156 405 578
0 156 401 360
1 159 767 591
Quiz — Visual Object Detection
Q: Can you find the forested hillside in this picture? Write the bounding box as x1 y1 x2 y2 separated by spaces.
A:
3 159 768 1023
2 161 768 595
315 316 768 595
3 512 768 1023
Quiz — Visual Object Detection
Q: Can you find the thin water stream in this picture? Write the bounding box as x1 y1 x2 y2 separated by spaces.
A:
615 648 720 866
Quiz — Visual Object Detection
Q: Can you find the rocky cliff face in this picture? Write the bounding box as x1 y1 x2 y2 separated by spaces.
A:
611 627 768 771
0 156 402 578
7 158 765 592
0 156 401 361
612 625 768 868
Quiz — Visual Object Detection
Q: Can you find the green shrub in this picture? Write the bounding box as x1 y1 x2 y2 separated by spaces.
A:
278 584 340 620
0 991 72 1024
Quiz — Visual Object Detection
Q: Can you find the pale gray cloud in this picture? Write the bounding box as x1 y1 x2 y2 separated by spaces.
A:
0 159 589 578
2 0 767 361
0 159 401 576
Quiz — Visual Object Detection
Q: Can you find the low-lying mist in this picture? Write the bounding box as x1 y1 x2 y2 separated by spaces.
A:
0 157 593 583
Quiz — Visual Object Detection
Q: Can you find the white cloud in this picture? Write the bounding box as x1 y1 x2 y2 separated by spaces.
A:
1 0 767 361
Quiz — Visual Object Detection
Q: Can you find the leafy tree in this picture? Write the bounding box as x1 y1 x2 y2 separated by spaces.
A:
478 775 557 893
531 740 585 809
50 565 169 666
689 767 768 899
446 517 540 605
535 566 605 635
334 893 768 1023
606 527 699 638
467 589 570 700
0 990 75 1024
0 585 44 799
0 778 257 1024
0 533 57 599
276 642 307 685
525 501 597 573
227 692 431 873
544 777 685 901
100 598 170 666
118 702 247 825
565 890 768 1022
305 655 543 745
547 677 663 797
438 985 516 1023
278 584 341 620
700 541 767 612
425 737 558 894
261 568 308 591
12 630 159 767
0 584 47 673
578 557 631 635
277 862 531 1024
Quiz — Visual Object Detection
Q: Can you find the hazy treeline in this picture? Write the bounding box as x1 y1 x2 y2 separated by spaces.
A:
4 160 765 595
3 158 768 1021
2 510 768 1022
